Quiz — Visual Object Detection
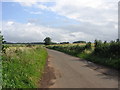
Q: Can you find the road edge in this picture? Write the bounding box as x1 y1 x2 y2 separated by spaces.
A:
39 55 56 88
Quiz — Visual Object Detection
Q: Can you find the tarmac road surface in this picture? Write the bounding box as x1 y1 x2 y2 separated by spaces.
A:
47 49 118 88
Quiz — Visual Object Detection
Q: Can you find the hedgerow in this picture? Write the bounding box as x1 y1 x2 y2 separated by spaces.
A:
47 39 119 69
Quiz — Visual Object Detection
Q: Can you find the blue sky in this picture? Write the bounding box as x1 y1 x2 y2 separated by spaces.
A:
3 2 28 23
1 0 118 43
2 2 80 27
2 2 56 23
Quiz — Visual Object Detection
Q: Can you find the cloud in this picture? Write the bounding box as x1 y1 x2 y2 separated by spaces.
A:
1 21 118 43
1 21 70 42
7 21 14 26
49 0 118 25
37 4 49 10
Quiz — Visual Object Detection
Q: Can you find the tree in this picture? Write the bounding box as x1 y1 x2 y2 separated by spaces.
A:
44 37 51 45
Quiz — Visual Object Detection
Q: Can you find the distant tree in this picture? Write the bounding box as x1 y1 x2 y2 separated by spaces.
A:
60 42 69 44
44 37 51 45
73 41 86 44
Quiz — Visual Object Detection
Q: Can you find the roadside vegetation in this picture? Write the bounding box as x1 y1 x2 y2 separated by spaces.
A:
0 32 48 88
2 44 48 88
46 39 120 70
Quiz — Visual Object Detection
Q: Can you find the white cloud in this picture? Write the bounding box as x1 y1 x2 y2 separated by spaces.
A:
7 21 14 26
1 21 118 43
37 4 49 10
26 23 32 26
49 0 118 25
1 21 70 42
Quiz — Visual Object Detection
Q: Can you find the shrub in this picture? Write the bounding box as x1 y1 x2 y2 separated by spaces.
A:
94 40 120 58
85 42 91 49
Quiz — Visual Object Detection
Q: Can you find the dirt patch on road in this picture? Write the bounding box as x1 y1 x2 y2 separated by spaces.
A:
39 56 56 88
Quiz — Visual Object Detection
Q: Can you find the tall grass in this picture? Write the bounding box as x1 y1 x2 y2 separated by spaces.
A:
2 45 48 88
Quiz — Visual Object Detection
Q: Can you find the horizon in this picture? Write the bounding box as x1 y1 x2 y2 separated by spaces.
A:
3 38 119 44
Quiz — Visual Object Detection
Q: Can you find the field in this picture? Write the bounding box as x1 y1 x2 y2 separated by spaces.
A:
47 41 120 70
2 44 48 88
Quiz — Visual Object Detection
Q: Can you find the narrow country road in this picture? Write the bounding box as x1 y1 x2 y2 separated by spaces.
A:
47 49 118 88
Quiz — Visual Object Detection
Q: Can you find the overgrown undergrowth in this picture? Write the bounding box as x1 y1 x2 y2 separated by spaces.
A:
2 45 48 88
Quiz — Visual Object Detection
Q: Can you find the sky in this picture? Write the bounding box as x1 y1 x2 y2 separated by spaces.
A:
1 0 119 43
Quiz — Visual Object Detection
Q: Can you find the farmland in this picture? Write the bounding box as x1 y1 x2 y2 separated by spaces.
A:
2 44 48 88
47 40 120 70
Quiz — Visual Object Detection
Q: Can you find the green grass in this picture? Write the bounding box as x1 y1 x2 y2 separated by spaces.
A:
2 45 48 88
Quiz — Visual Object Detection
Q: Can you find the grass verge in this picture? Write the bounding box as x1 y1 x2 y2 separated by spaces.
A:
2 45 48 88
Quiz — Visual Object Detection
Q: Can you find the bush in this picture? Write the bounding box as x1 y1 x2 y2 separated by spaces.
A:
47 45 86 56
94 40 120 58
85 42 91 49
